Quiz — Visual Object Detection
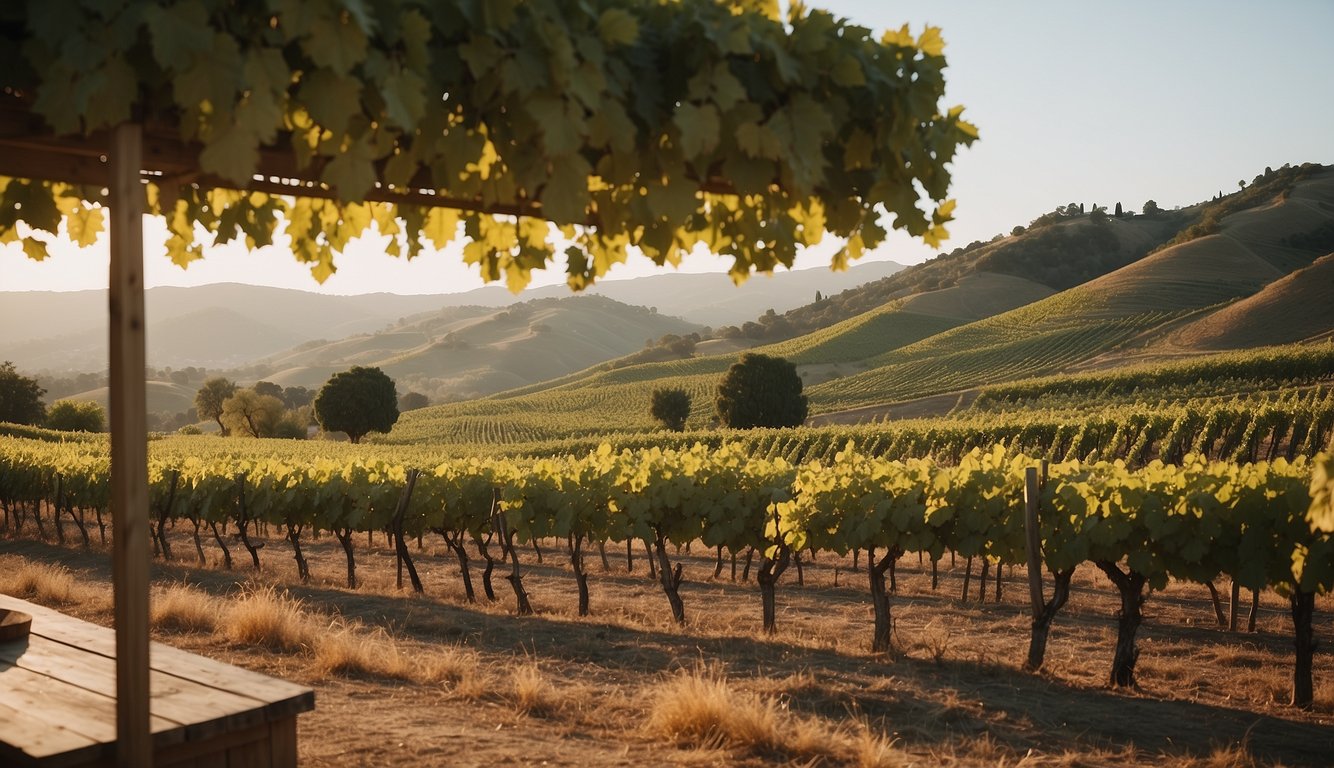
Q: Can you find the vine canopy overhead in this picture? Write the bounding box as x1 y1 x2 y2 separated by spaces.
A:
0 0 977 290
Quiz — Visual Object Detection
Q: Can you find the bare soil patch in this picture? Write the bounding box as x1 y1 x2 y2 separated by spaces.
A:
2 523 1331 767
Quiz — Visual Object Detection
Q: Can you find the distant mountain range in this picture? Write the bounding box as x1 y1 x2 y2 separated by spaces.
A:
0 259 902 374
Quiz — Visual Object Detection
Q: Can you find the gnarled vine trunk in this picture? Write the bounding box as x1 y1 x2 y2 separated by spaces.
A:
438 529 474 602
1291 590 1317 708
869 547 901 653
652 531 685 625
474 532 497 600
334 526 357 589
1025 568 1073 671
286 521 310 583
1096 561 1146 687
568 533 589 616
757 545 791 635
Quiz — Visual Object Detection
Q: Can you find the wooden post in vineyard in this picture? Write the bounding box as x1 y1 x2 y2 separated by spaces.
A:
108 120 151 768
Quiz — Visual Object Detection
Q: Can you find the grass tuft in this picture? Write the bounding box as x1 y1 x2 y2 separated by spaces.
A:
645 666 838 760
509 662 560 716
222 585 314 652
151 584 219 633
0 560 80 604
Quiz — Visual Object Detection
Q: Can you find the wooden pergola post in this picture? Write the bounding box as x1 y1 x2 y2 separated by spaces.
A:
108 121 151 768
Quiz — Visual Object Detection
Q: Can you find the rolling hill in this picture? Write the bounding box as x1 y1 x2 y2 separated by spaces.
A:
387 163 1334 444
436 259 906 328
1162 252 1334 351
248 295 704 400
1 259 901 374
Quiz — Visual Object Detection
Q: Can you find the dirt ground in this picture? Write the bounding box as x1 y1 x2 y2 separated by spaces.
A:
2 523 1332 767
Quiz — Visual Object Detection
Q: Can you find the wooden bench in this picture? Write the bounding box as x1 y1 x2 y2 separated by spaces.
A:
0 594 314 767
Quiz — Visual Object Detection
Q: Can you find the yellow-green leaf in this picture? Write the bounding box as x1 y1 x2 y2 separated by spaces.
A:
20 237 49 261
917 27 946 57
675 102 720 159
423 208 460 250
598 9 639 47
67 205 104 248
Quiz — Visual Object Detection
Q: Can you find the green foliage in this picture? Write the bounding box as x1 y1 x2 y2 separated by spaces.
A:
2 0 977 290
0 361 46 426
253 381 283 399
194 377 237 435
398 392 430 412
3 433 1329 629
314 366 400 443
649 388 691 432
1158 163 1323 252
45 399 104 432
1281 220 1334 253
271 410 310 440
1142 200 1161 216
715 353 807 429
974 219 1147 291
220 389 286 438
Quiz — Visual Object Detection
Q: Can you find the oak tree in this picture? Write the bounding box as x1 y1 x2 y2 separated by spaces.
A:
650 387 691 432
314 366 399 443
45 399 105 432
715 353 807 429
0 361 46 425
220 389 285 438
194 377 237 435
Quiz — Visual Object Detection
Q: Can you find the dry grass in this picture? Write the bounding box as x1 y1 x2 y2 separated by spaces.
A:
151 583 220 633
311 623 411 679
848 719 906 768
507 661 561 716
0 559 86 605
2 530 1330 768
645 665 841 761
221 585 315 652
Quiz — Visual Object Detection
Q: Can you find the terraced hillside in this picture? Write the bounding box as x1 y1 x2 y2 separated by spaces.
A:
1165 253 1334 350
387 165 1334 445
810 168 1334 412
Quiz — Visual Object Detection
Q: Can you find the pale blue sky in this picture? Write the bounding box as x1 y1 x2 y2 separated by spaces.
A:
2 0 1331 295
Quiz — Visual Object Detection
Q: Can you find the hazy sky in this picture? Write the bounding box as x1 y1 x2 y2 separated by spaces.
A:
2 0 1331 295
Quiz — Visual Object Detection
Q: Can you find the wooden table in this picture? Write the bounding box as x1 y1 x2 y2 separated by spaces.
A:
0 594 314 767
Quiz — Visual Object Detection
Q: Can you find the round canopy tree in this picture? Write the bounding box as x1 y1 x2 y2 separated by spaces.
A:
314 366 400 443
220 389 285 438
715 353 807 429
650 387 691 432
46 399 105 432
0 361 46 425
194 377 237 435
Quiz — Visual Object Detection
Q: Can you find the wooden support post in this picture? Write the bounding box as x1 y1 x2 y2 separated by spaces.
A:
1024 467 1044 618
109 122 150 768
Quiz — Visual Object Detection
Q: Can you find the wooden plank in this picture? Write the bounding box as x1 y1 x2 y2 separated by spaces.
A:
0 665 180 746
225 736 271 768
0 596 313 719
154 722 270 768
0 634 269 738
108 120 151 768
268 718 297 768
0 699 107 768
159 751 225 768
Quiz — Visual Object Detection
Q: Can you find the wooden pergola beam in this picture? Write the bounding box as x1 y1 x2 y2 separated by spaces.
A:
0 99 748 221
0 102 553 218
